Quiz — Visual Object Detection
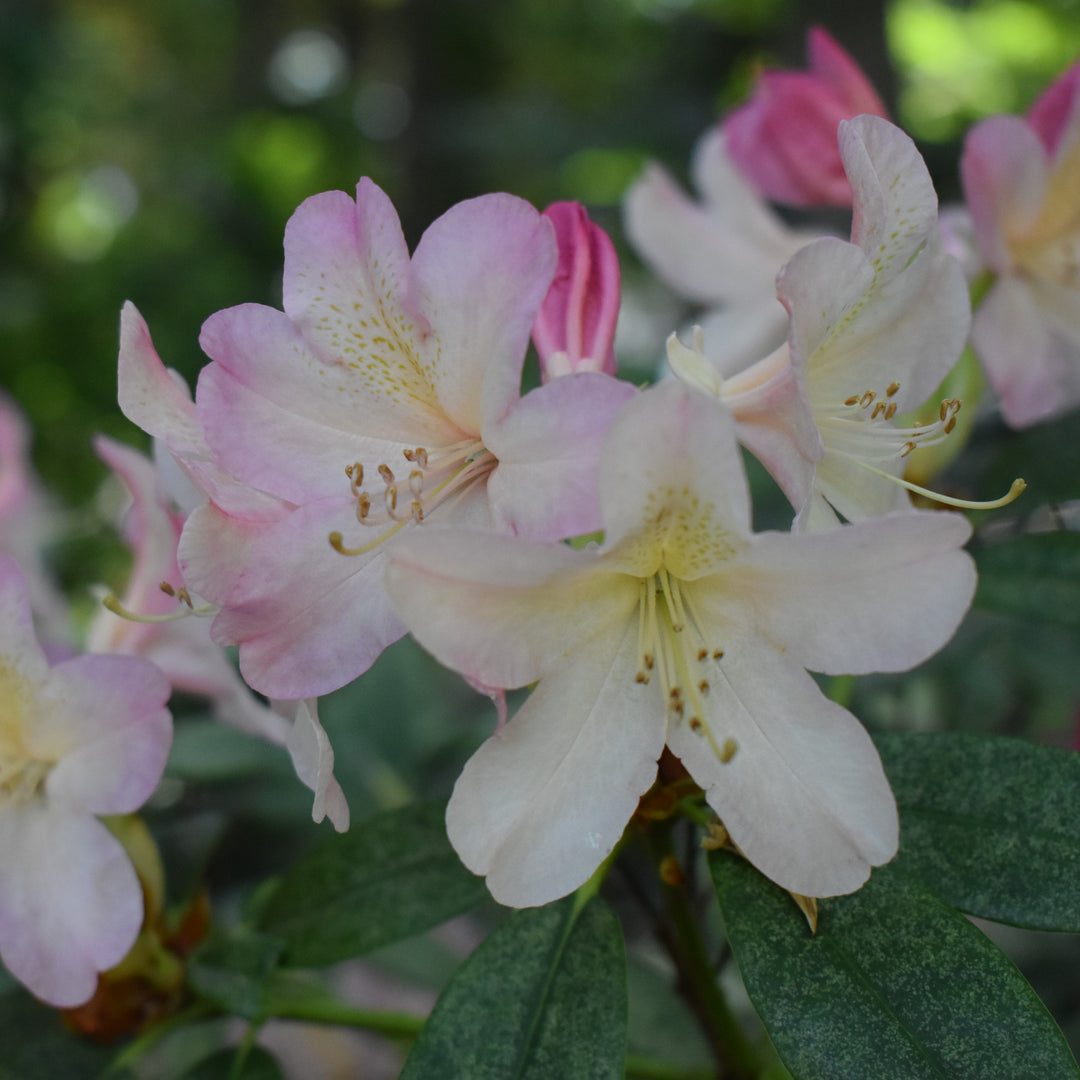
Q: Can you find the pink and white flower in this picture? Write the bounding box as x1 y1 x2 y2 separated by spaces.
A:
667 116 970 530
531 202 620 381
0 555 172 1006
87 433 349 831
146 181 635 700
625 130 818 373
385 382 976 908
724 27 888 208
961 60 1080 427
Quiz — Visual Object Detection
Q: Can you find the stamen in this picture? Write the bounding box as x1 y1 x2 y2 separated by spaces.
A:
329 520 410 557
356 492 371 520
409 470 424 498
859 391 875 408
886 381 900 397
378 464 395 484
844 394 860 406
854 463 1027 511
102 592 214 623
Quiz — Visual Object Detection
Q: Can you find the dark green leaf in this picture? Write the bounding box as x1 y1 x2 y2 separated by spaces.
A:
258 802 488 966
400 896 626 1080
710 854 1079 1080
974 532 1080 628
187 933 284 1021
0 991 112 1079
877 731 1080 931
182 1046 283 1079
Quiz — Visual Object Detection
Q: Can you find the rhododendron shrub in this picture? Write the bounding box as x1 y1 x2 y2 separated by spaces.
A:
2 29 1080 1080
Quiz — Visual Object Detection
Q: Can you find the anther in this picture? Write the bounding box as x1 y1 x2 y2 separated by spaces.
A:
871 401 886 419
899 440 917 457
378 464 395 485
644 654 655 670
943 416 957 434
697 648 708 661
886 381 900 397
635 671 650 684
357 492 371 520
385 485 398 513
669 686 682 701
176 587 194 609
712 649 724 660
720 738 738 763
159 581 176 597
844 395 860 406
884 403 897 420
409 470 424 497
859 391 875 408
698 680 709 694
411 501 424 523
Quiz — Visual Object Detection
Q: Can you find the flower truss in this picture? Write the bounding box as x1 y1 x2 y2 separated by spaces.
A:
384 381 976 908
0 556 172 1007
961 60 1080 428
723 26 888 207
664 115 974 530
88 434 348 830
120 183 634 701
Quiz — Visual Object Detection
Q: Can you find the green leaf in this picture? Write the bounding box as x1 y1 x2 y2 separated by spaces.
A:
710 855 1079 1080
187 933 284 1021
400 896 626 1080
877 731 1080 931
258 802 488 967
974 532 1080 628
0 991 112 1079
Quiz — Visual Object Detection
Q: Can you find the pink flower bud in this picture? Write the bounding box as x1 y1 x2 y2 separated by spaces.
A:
1028 58 1080 156
532 202 620 380
723 27 888 207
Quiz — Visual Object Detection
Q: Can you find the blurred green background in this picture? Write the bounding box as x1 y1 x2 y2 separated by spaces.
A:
2 0 1079 504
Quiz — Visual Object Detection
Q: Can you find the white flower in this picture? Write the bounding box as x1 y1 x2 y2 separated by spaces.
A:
385 382 976 907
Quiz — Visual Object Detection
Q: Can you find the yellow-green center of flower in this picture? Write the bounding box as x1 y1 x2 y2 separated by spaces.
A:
0 663 50 806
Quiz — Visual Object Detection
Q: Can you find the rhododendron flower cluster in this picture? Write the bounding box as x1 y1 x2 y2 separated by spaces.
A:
9 29 1080 1063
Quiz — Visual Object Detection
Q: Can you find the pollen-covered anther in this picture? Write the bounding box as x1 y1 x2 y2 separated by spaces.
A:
385 485 398 513
884 402 897 420
635 670 650 684
844 394 860 406
859 390 876 408
871 401 886 420
378 464 395 485
176 587 194 609
899 440 917 457
886 381 900 397
159 581 176 597
403 447 428 468
411 501 423 523
356 492 371 520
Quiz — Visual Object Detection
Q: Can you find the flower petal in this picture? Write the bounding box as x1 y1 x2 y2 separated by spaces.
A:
386 528 634 690
204 497 405 698
42 653 172 815
699 508 975 676
483 372 637 540
281 698 350 832
668 633 897 897
447 624 665 907
411 193 557 433
0 805 143 1007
